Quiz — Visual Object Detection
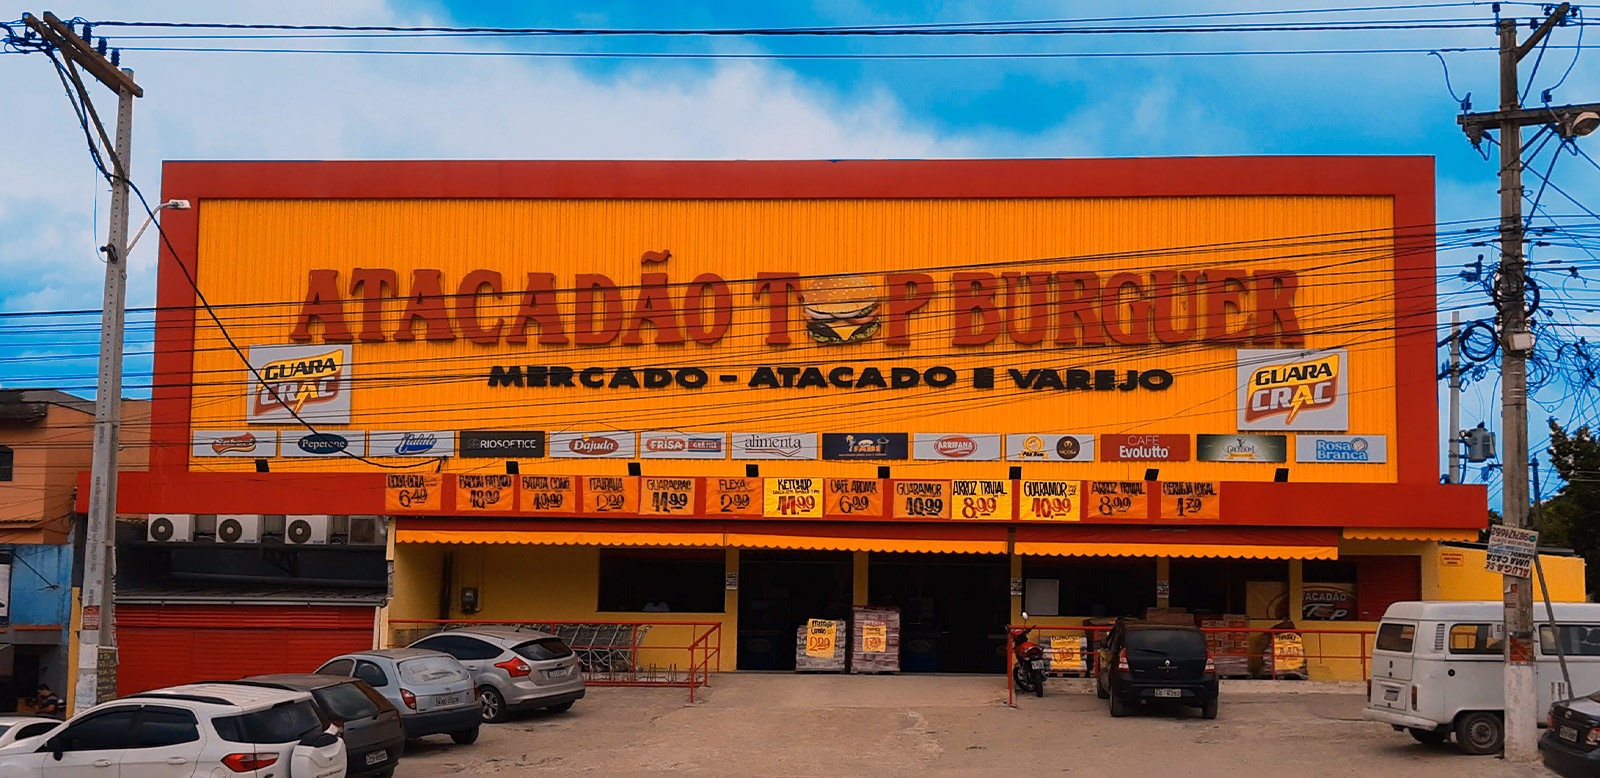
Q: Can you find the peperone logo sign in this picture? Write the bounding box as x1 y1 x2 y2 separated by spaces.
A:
1236 349 1348 432
247 344 353 425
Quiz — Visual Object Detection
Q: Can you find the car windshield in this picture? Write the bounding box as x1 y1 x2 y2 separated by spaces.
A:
0 724 14 738
398 656 468 686
313 683 381 721
213 700 323 744
1126 629 1206 656
514 638 574 661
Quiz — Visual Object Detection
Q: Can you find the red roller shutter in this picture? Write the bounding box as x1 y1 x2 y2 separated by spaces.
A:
1352 556 1422 621
117 604 375 695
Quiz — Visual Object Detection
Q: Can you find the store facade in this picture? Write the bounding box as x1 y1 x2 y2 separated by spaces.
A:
101 157 1550 680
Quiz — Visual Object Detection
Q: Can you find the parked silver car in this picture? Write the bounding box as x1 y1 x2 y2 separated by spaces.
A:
409 626 585 723
315 649 481 744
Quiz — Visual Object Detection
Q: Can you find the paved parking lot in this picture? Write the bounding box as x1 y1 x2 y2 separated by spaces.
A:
394 676 1552 777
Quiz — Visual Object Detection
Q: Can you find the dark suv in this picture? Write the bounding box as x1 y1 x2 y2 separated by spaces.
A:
226 674 406 778
1095 619 1219 719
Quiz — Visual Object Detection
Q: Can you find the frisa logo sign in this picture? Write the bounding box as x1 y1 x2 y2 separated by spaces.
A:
1237 349 1349 431
246 344 353 425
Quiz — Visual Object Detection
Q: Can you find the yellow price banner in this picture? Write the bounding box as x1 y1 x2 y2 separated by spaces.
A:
805 619 837 658
1049 637 1086 672
456 474 513 511
641 477 697 516
893 480 951 519
951 479 1012 519
582 476 639 515
709 477 762 515
1018 481 1080 521
1158 481 1221 520
765 477 823 518
519 475 575 513
862 623 888 653
385 473 441 511
1086 481 1148 519
825 478 885 518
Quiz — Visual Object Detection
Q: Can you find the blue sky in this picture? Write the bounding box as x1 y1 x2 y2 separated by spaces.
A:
4 0 1600 504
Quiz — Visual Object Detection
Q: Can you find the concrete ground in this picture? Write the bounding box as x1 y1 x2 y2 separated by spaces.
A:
393 675 1552 777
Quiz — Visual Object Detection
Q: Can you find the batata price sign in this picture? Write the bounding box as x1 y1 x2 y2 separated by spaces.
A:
385 473 441 511
764 478 823 518
642 477 697 516
583 476 639 514
893 480 951 519
1086 481 1147 519
1485 526 1539 577
518 475 575 513
709 478 761 515
825 478 884 518
456 474 513 511
952 479 1011 519
1158 481 1220 520
1018 481 1080 521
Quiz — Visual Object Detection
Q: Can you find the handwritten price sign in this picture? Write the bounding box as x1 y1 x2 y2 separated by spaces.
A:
518 475 574 513
1086 481 1148 519
710 478 762 515
642 477 697 516
385 473 441 511
456 474 513 512
1159 481 1220 520
764 478 823 518
582 476 639 515
862 623 888 653
1018 481 1080 521
893 480 951 519
825 478 884 518
805 619 837 658
952 479 1011 519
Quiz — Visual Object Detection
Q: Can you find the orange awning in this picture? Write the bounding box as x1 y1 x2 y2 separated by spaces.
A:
1015 526 1339 560
396 519 1007 554
1342 528 1481 542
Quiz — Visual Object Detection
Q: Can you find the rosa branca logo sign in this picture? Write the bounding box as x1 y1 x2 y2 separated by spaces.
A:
1236 348 1348 431
368 430 456 458
1295 434 1387 463
246 343 353 425
549 431 637 458
913 433 1001 461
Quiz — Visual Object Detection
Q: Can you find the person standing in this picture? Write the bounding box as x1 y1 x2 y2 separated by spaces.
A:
33 684 62 718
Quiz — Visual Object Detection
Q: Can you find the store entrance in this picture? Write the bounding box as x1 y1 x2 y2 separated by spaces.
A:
737 551 854 671
868 552 1009 674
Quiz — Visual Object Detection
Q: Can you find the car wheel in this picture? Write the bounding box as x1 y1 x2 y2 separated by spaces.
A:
1408 727 1450 745
1011 664 1032 694
1109 693 1128 718
1096 673 1109 699
1201 697 1219 720
479 686 507 724
450 727 480 746
1454 711 1504 755
547 701 575 713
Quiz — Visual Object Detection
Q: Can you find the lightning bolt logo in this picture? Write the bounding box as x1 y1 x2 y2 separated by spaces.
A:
1245 353 1340 425
254 348 345 418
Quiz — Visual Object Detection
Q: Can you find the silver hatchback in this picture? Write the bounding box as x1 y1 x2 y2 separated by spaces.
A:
409 626 586 723
315 648 482 745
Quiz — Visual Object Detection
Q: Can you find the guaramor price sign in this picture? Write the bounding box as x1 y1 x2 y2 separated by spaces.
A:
1485 526 1539 578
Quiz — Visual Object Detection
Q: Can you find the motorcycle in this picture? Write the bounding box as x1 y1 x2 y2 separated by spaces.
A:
1010 613 1047 698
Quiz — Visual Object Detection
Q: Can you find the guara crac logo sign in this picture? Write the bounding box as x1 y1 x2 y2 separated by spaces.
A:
246 344 353 425
1236 349 1348 432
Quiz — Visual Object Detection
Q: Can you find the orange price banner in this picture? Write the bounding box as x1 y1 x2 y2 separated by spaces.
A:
709 477 762 516
951 479 1011 520
582 476 639 515
641 477 697 516
1158 481 1221 520
385 473 441 512
519 475 575 513
1085 481 1148 519
1018 481 1080 521
764 477 822 518
456 474 514 512
825 478 885 518
893 480 951 519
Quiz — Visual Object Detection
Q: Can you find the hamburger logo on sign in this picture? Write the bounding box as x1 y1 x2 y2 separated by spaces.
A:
211 433 258 454
801 275 879 344
247 344 354 424
1236 349 1349 432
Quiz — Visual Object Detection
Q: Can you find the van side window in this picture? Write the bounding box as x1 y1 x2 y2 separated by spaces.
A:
1447 623 1503 655
1539 624 1600 656
1375 623 1415 652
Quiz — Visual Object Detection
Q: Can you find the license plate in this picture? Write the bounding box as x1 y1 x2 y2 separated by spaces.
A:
365 751 389 766
1383 688 1399 701
548 666 569 677
1153 689 1182 698
1562 726 1578 742
1029 660 1046 670
436 694 461 706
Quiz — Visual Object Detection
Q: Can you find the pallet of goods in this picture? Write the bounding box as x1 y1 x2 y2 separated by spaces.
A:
1046 635 1090 676
795 619 847 672
1199 615 1251 677
850 606 900 673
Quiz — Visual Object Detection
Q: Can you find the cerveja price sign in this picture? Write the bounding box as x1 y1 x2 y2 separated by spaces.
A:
1086 481 1147 519
385 473 441 511
805 619 837 658
583 476 639 515
862 623 888 653
893 480 951 519
519 475 575 513
825 478 885 518
1485 525 1539 577
1158 481 1220 520
764 477 823 518
641 477 697 516
952 479 1011 519
1018 481 1080 521
710 477 762 515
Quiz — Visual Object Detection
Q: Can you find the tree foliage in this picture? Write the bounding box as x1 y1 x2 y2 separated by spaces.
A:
1545 420 1600 591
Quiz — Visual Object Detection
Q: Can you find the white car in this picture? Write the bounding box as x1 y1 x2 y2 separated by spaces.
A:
0 682 346 777
0 717 63 750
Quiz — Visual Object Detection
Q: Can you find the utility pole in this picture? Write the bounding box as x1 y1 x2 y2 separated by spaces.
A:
1449 312 1461 484
1456 2 1600 760
22 12 142 714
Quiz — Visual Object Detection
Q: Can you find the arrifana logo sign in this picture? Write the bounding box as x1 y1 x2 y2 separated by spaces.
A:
913 433 1001 461
549 431 637 459
1295 434 1387 464
281 430 368 458
368 430 456 458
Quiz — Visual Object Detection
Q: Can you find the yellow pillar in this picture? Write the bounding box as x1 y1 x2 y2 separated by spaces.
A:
724 548 739 671
1288 559 1305 627
852 551 869 606
1010 552 1023 623
1155 556 1172 608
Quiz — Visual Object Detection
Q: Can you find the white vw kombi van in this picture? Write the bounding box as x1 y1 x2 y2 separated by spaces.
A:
1363 600 1600 755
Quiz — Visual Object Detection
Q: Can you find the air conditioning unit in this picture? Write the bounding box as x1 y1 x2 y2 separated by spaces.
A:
346 515 386 546
285 515 331 546
215 514 262 544
146 514 192 543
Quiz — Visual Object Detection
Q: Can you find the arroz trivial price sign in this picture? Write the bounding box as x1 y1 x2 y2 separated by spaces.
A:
1485 525 1539 577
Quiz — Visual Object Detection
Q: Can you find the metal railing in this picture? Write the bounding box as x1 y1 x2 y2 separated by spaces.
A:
1005 624 1376 706
389 619 723 702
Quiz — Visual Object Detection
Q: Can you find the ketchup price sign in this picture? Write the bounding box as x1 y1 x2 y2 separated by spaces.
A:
764 478 823 518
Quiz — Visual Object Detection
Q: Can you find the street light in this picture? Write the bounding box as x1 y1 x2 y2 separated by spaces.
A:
122 198 190 256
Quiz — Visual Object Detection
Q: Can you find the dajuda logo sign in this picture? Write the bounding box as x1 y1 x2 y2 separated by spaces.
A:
1236 349 1349 432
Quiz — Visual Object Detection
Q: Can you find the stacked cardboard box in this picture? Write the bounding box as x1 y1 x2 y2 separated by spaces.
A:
1142 607 1196 626
850 606 900 673
1046 635 1089 676
794 619 847 672
1199 614 1251 677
